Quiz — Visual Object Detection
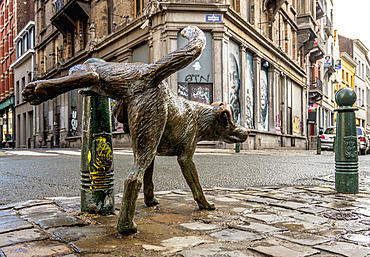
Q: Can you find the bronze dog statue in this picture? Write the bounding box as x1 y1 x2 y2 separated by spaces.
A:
22 26 249 235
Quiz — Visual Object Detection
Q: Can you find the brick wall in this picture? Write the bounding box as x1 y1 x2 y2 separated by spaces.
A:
16 0 34 34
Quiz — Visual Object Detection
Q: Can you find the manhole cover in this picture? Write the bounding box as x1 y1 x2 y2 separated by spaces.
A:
322 211 359 220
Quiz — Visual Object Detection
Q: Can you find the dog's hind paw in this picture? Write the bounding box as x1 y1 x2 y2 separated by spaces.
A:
145 197 159 207
198 202 216 211
117 222 138 235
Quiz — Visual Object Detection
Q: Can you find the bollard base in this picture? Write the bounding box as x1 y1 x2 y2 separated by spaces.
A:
335 172 359 194
81 188 115 215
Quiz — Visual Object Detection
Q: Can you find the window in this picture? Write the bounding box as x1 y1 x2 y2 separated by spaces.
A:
246 0 251 22
300 0 305 14
107 0 113 34
54 37 58 64
23 33 28 52
134 0 144 17
42 48 46 73
230 0 240 12
17 40 22 58
40 0 46 30
16 81 19 104
30 27 34 48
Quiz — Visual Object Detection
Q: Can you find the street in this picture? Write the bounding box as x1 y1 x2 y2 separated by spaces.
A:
1 149 370 204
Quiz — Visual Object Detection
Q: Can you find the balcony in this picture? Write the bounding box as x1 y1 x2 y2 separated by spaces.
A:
316 0 325 20
309 77 323 102
306 33 325 60
51 0 90 34
323 15 333 37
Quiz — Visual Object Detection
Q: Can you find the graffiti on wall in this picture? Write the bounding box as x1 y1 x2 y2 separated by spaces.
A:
293 116 300 134
185 74 211 83
189 84 212 105
245 52 254 129
275 114 281 133
229 40 241 124
260 67 269 131
70 107 78 136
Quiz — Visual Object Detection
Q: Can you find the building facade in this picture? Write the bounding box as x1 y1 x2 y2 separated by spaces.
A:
28 0 333 150
0 0 34 148
337 35 369 132
11 21 35 148
307 0 334 137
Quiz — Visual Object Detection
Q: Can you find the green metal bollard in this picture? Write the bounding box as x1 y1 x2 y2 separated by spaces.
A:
317 127 323 155
334 88 358 194
317 136 321 155
80 89 115 215
50 136 54 149
235 143 240 153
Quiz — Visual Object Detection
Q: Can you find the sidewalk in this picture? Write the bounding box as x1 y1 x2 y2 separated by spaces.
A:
1 174 370 256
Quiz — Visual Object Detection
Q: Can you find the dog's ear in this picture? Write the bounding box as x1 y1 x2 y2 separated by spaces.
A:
213 103 235 126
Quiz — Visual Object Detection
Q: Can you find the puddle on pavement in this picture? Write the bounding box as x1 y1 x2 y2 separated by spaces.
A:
149 214 191 223
343 234 370 244
322 211 359 220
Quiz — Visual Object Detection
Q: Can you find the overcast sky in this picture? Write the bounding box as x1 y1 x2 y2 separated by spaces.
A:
334 1 370 51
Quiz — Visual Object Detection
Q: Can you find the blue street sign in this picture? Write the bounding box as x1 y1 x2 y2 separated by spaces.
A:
206 14 222 22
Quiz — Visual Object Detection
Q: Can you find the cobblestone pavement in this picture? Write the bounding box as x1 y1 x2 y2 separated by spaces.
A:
1 174 370 256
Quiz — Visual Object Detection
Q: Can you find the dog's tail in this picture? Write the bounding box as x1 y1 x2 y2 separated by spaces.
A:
145 26 206 86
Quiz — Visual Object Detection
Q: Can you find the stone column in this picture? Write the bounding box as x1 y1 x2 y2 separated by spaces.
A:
212 29 224 102
222 32 230 104
253 53 262 131
164 29 179 93
280 75 287 135
239 44 247 127
268 65 280 133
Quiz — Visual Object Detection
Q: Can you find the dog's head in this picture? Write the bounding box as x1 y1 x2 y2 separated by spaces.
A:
211 102 249 144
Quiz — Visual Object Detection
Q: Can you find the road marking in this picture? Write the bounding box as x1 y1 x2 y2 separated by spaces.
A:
114 150 134 155
46 150 81 156
5 151 59 156
194 153 232 156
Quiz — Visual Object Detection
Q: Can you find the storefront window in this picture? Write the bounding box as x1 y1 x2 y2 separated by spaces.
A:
2 113 6 142
8 110 12 140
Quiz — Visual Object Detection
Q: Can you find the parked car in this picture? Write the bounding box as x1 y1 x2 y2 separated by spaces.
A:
357 126 369 155
321 126 336 150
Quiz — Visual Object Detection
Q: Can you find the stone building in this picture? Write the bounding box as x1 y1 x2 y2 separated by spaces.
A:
30 0 329 150
11 20 35 148
307 0 335 138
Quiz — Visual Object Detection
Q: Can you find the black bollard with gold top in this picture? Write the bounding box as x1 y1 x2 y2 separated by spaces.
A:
334 87 358 194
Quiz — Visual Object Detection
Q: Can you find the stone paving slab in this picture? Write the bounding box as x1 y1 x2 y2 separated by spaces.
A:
0 229 49 247
1 241 72 257
0 220 33 234
177 246 252 257
249 238 320 257
314 241 370 257
232 222 287 234
210 229 264 242
273 231 331 246
0 185 370 256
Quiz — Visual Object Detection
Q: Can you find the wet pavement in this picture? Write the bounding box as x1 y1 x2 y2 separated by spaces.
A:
1 174 370 256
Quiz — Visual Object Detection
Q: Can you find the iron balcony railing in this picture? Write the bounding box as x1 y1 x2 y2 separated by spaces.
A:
310 77 323 92
52 0 73 15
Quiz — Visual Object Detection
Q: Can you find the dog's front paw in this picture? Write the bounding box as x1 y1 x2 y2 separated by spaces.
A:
22 81 48 105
